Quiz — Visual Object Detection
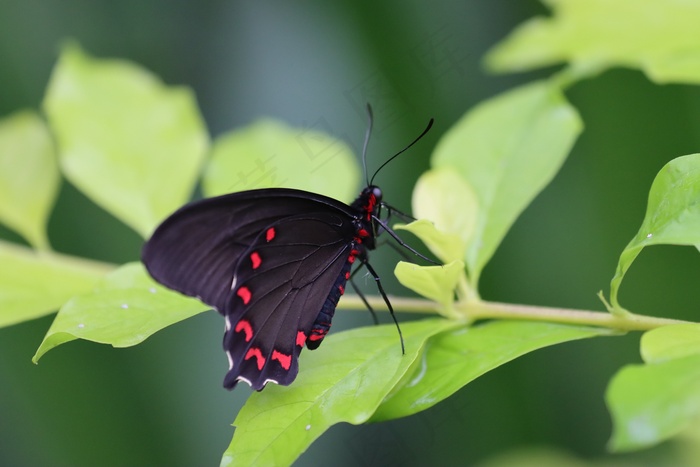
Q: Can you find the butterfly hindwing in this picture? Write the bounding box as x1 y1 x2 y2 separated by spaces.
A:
222 212 356 390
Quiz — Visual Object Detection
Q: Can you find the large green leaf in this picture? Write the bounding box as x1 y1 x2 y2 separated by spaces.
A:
609 154 700 313
221 319 458 467
0 240 112 328
371 320 610 422
33 262 207 362
43 44 209 238
607 324 700 452
203 119 359 202
431 81 581 286
486 0 700 85
0 110 58 250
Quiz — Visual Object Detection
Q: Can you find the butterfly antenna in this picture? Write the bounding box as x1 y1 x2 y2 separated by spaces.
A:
362 104 374 187
369 117 434 186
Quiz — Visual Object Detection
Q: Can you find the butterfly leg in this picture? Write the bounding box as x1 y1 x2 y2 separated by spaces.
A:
348 264 379 325
372 216 439 266
360 259 406 355
380 202 417 223
372 202 415 236
379 239 415 262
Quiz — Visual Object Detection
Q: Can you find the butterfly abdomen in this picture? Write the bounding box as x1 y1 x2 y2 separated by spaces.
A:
306 257 353 350
306 203 377 349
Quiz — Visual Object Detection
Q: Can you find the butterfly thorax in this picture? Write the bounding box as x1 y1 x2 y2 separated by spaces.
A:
350 185 382 250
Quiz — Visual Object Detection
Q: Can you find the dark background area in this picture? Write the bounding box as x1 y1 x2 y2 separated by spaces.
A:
1 1 699 465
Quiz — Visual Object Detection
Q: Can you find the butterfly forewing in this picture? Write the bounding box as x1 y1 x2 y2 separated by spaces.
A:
142 189 358 313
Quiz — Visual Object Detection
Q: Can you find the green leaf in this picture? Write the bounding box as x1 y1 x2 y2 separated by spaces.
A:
607 353 700 452
394 219 466 265
486 0 700 85
432 81 581 286
371 320 610 422
203 119 359 202
394 260 464 315
0 240 113 328
33 262 207 362
221 318 458 467
0 110 58 250
43 43 209 238
641 324 700 363
607 325 700 451
609 154 700 313
410 167 477 263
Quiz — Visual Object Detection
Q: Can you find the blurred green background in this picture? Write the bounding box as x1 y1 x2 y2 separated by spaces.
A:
1 1 699 465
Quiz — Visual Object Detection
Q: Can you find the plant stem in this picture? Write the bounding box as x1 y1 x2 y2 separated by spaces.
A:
467 300 691 331
338 294 693 331
339 294 442 313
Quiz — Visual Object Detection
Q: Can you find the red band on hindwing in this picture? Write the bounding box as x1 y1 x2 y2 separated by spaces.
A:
296 331 307 347
309 329 327 342
272 350 292 370
245 347 266 370
250 251 261 269
235 319 253 342
265 227 276 242
236 286 252 305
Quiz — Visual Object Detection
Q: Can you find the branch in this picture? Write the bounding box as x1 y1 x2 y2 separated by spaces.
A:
338 294 693 331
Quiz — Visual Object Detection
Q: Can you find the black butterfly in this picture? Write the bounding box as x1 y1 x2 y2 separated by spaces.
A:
142 109 433 390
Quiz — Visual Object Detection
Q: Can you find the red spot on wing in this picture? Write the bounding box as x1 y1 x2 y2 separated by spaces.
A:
236 286 252 305
272 350 292 370
338 285 345 295
235 319 253 342
245 347 266 370
309 329 327 342
296 331 307 347
266 227 276 242
357 228 369 238
250 251 261 269
345 271 351 280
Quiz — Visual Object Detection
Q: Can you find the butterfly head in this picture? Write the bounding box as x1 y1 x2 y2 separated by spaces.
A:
368 185 382 206
352 185 382 217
